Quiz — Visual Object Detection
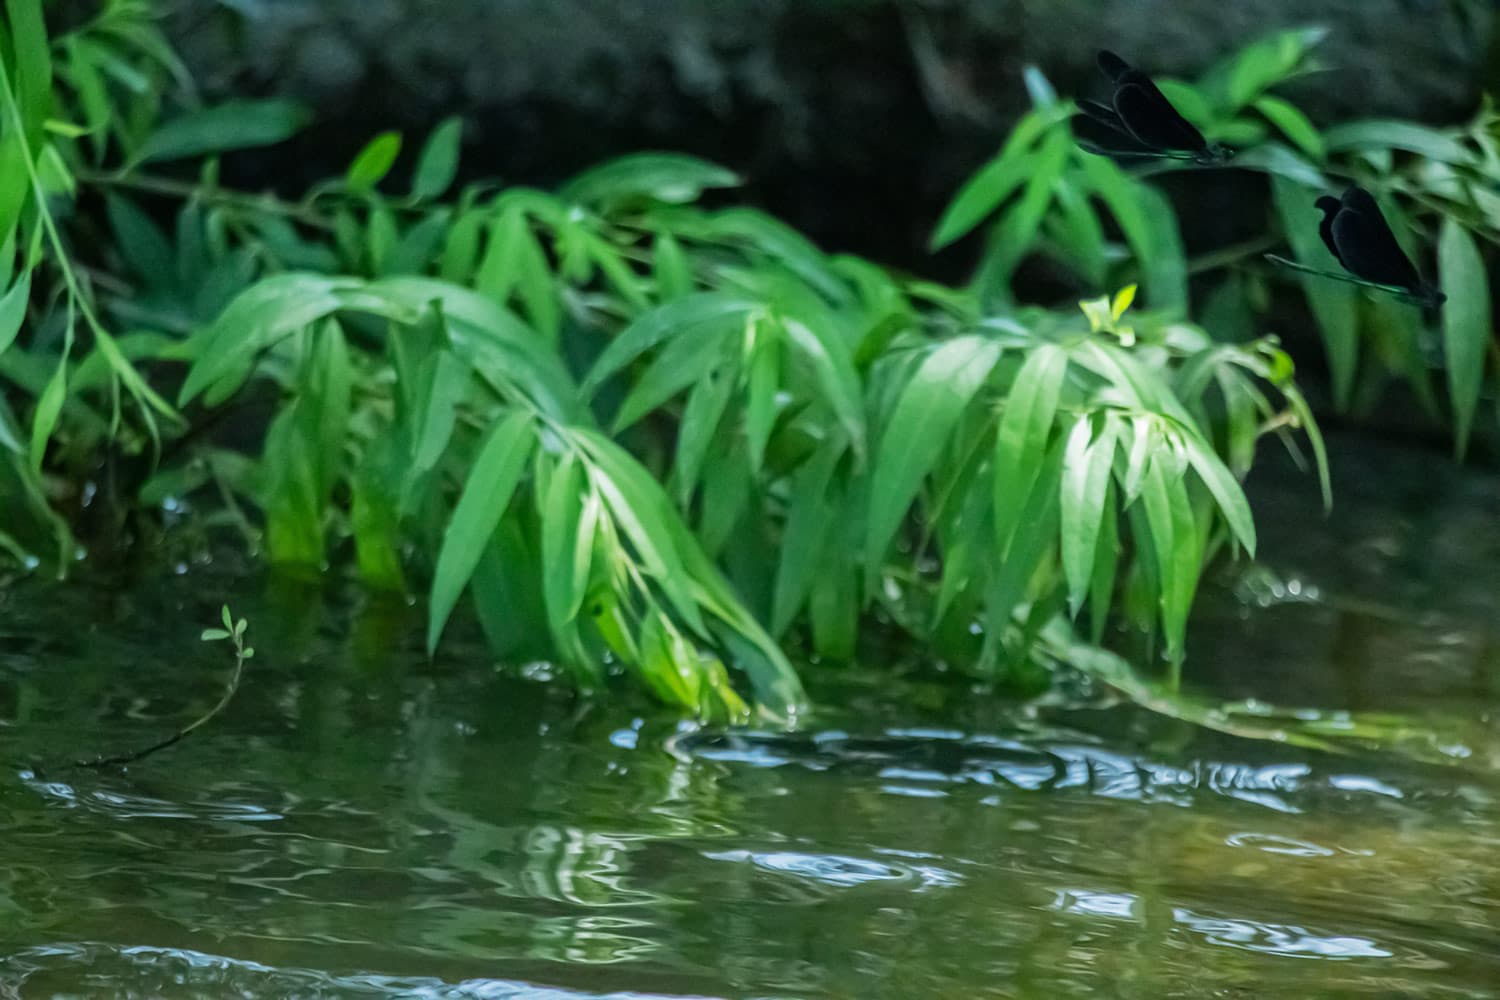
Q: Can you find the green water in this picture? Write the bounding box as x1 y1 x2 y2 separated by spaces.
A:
1 434 1498 998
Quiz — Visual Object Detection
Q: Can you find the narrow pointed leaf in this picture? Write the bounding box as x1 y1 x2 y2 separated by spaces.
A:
0 269 30 356
411 117 462 200
864 334 1003 577
585 293 753 393
427 409 536 654
745 327 781 473
136 99 310 163
771 443 841 635
782 316 865 458
576 429 708 637
1180 430 1257 554
1061 414 1119 616
541 456 591 659
612 323 735 432
1138 454 1200 665
346 131 402 192
1438 218 1489 459
674 365 736 504
994 343 1068 550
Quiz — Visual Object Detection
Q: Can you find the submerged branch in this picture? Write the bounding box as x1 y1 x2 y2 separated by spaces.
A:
75 610 253 770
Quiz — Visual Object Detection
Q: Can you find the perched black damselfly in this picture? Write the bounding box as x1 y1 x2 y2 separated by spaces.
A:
1071 50 1232 166
1265 185 1446 311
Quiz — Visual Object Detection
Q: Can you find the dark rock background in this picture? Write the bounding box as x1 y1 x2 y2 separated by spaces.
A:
165 0 1495 281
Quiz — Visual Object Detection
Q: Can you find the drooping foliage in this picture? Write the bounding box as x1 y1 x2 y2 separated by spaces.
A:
38 4 1500 720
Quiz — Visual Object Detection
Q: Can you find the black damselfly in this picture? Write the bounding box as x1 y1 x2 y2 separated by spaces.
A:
1265 185 1445 310
1072 50 1232 166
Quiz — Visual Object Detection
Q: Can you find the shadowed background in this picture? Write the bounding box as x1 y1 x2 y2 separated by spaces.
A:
163 0 1496 279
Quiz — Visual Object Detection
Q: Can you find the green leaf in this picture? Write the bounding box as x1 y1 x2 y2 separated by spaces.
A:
474 205 528 303
440 207 485 283
771 443 841 635
471 520 551 663
1153 79 1212 125
1322 120 1474 165
576 428 708 637
367 275 583 421
1060 414 1119 617
930 106 1062 249
585 293 753 393
1138 453 1201 666
810 533 857 661
993 343 1068 551
386 209 451 276
697 438 752 557
674 365 735 504
0 268 30 356
64 38 111 160
136 99 310 163
744 325 782 474
179 274 352 405
1180 429 1257 555
1228 142 1328 188
1049 177 1107 286
261 322 350 565
513 221 561 344
1089 479 1120 644
1271 175 1359 410
586 231 650 311
412 349 470 473
351 437 407 591
983 438 1064 646
781 316 866 458
1200 26 1326 111
1283 384 1332 511
653 231 692 301
864 334 1003 579
106 194 174 290
346 131 402 192
427 408 536 654
1081 156 1186 314
612 322 736 432
6 0 52 137
411 117 462 200
637 607 701 708
1438 217 1490 459
1120 414 1154 503
973 129 1070 301
365 204 398 274
561 153 740 208
1254 96 1325 161
29 354 66 473
541 455 593 662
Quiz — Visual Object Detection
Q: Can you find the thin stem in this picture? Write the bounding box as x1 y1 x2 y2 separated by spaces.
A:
76 169 337 231
75 627 251 769
0 64 177 442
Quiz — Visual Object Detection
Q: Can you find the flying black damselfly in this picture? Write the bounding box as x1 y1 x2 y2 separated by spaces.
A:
1071 50 1232 166
1265 185 1446 311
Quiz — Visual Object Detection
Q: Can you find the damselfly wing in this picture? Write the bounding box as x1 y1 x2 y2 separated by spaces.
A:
1071 50 1231 165
1266 185 1445 310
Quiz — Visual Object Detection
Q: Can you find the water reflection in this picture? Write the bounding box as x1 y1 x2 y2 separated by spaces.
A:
0 434 1499 996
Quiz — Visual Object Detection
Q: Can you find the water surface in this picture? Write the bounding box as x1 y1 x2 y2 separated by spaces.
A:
1 433 1497 998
